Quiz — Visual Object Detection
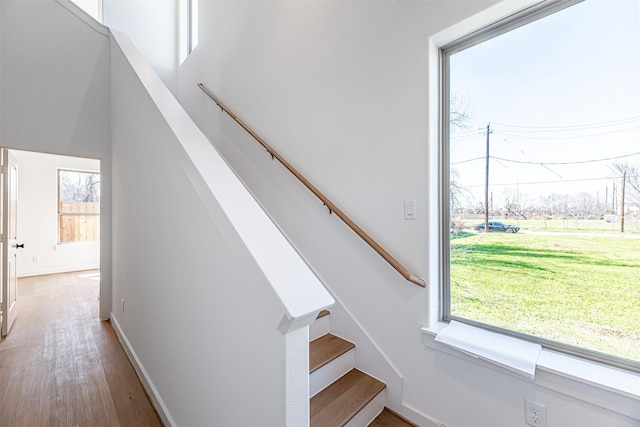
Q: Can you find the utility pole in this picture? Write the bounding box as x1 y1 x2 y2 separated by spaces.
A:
483 123 492 232
620 171 626 233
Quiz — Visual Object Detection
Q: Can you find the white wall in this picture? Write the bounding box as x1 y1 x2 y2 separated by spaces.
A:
103 0 178 92
3 0 637 425
110 28 331 426
12 150 100 277
0 1 2 149
174 1 640 426
0 0 111 319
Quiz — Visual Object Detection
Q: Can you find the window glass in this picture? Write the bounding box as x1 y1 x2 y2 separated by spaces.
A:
58 170 100 244
189 0 199 54
444 0 640 369
70 0 102 22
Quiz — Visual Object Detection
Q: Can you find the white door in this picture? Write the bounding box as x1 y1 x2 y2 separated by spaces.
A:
1 149 20 337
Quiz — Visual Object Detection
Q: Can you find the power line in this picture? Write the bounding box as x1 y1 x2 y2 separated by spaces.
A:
491 115 640 130
494 125 640 140
452 156 485 165
452 150 640 166
492 151 640 165
464 176 614 188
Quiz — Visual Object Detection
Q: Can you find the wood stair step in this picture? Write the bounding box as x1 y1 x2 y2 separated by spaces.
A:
310 334 355 373
310 369 386 427
317 309 330 319
310 310 331 342
369 408 418 427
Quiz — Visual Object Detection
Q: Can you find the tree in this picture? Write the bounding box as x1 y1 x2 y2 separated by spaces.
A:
60 171 100 203
450 91 472 131
449 91 474 212
612 162 640 208
502 187 520 219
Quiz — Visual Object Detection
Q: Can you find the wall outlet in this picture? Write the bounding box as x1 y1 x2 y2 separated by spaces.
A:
32 256 39 263
120 298 125 312
525 398 547 427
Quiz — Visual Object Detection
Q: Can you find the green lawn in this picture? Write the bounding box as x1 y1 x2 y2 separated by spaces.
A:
450 231 640 361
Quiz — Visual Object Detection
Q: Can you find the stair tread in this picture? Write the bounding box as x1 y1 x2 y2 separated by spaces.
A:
369 408 418 427
310 334 355 373
317 309 330 319
310 369 386 427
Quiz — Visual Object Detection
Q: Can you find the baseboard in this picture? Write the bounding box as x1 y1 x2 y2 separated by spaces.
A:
109 314 176 427
18 266 100 278
400 401 449 427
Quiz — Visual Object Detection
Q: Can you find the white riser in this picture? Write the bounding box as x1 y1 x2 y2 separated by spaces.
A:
345 389 385 427
309 315 330 342
309 348 355 398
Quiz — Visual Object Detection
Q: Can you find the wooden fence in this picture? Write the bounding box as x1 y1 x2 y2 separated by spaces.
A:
59 202 100 243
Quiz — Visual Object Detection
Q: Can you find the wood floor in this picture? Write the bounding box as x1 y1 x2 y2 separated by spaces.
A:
0 271 162 427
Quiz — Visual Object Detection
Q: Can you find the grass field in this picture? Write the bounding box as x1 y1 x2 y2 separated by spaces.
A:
450 231 640 361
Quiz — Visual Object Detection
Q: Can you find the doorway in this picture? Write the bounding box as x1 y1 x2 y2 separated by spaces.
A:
2 149 101 336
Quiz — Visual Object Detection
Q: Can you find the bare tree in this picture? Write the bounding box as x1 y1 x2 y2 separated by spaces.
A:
612 162 640 207
502 187 519 219
450 91 473 131
574 192 597 219
450 91 474 213
540 193 571 218
60 171 100 203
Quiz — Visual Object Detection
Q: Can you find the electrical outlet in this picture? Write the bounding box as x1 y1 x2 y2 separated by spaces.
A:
120 298 125 312
525 398 546 427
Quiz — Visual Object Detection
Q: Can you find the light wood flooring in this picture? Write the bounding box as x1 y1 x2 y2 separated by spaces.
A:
0 271 162 427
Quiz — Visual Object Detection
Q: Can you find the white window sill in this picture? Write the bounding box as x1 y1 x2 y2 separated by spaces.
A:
422 323 640 421
54 241 100 250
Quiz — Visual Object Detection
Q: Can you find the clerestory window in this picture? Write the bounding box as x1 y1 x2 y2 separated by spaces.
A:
188 0 199 54
70 0 102 22
180 0 199 63
441 0 640 371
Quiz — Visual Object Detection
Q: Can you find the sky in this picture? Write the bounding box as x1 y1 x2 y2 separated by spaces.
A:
449 0 640 211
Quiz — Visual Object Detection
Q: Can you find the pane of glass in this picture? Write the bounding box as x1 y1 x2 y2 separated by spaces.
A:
59 214 101 243
448 0 640 363
59 170 100 243
70 0 102 22
189 0 199 53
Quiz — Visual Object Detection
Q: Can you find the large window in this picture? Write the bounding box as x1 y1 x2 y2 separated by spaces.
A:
442 0 640 371
58 170 100 244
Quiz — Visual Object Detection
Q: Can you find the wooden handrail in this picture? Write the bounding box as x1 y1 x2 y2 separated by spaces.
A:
197 83 427 288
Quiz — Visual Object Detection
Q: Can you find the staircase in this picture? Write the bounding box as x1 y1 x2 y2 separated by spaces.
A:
309 311 416 427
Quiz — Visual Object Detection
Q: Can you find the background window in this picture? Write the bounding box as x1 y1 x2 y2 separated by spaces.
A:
58 170 100 244
443 0 640 370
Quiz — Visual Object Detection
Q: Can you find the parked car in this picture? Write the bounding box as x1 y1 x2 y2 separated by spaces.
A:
473 221 520 233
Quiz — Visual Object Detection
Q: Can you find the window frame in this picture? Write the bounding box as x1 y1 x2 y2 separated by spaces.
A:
187 0 198 55
439 0 639 373
57 169 101 245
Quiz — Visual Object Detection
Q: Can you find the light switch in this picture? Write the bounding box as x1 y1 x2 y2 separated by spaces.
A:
404 200 417 220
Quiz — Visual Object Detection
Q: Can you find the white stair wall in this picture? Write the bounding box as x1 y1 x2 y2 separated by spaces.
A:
310 348 355 397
